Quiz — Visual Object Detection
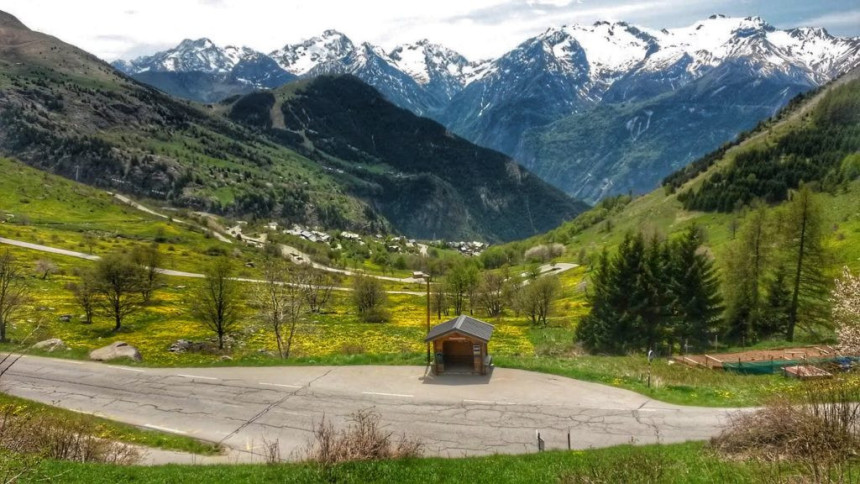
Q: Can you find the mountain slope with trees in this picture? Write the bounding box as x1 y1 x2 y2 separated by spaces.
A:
118 17 859 205
516 69 860 351
224 75 587 241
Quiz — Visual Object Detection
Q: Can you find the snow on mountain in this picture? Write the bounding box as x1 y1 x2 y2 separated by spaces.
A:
269 30 355 75
115 16 859 104
115 38 239 74
388 40 478 99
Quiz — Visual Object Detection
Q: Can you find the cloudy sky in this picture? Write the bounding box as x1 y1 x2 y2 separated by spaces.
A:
1 0 858 61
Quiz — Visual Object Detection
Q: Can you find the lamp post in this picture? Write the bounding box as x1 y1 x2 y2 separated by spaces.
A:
424 273 431 366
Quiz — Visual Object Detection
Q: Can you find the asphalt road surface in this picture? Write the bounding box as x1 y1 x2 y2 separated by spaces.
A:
2 356 738 463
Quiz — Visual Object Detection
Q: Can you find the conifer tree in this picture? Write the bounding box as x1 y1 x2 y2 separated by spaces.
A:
668 226 723 350
723 203 771 343
780 186 830 341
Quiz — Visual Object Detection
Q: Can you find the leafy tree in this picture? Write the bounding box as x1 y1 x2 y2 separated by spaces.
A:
445 260 479 315
131 244 162 304
69 268 99 325
192 257 243 349
94 252 144 332
352 274 388 322
34 259 57 280
517 275 561 327
0 251 30 342
475 271 509 317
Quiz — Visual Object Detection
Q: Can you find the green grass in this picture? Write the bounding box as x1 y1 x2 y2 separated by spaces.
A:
496 355 796 407
10 441 853 483
0 393 220 456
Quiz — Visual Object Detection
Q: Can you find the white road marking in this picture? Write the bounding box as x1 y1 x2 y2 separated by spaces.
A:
63 360 84 365
144 424 187 435
362 391 414 398
177 374 217 380
463 399 495 404
259 382 302 389
116 367 144 373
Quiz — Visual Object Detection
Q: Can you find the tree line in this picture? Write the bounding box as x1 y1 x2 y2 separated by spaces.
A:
578 185 835 354
431 260 561 327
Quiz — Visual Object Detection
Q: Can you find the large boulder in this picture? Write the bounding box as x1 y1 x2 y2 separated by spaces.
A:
89 342 142 362
31 338 66 352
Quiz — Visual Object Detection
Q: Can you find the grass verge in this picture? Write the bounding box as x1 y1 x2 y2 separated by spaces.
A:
10 441 858 483
0 393 220 456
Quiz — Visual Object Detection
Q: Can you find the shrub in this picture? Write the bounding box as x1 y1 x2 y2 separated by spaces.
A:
0 405 140 464
525 243 565 263
711 378 860 480
301 409 422 467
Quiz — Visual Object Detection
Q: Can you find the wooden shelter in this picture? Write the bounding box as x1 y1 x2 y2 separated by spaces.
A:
424 315 494 375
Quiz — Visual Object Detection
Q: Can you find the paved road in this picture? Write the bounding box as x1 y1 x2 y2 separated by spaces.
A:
2 356 737 464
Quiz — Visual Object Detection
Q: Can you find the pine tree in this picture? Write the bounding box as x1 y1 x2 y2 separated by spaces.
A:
669 226 723 350
576 250 613 352
638 234 672 350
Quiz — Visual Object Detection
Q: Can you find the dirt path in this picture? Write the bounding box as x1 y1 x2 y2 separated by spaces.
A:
0 237 424 295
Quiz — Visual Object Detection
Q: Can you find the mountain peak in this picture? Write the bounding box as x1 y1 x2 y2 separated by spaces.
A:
0 10 28 30
177 37 216 50
321 29 347 38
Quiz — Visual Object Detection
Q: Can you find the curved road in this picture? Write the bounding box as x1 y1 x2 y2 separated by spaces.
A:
2 356 737 464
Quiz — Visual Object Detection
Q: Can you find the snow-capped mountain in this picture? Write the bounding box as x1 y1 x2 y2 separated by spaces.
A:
112 38 295 103
269 32 478 114
114 15 860 199
270 29 356 75
388 40 483 100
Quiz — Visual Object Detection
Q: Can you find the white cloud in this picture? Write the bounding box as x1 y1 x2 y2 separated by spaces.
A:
797 9 860 29
0 0 856 62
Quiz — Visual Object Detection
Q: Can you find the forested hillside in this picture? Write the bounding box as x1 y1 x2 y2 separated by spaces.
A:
226 75 587 242
675 77 860 211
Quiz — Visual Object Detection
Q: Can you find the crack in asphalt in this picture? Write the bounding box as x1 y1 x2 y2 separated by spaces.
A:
217 368 334 446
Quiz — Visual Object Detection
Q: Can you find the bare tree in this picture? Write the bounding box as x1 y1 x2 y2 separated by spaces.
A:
431 279 448 320
256 258 308 358
94 252 143 332
0 250 30 342
476 271 507 317
132 244 162 304
192 257 243 350
34 259 57 280
301 266 335 314
69 268 99 325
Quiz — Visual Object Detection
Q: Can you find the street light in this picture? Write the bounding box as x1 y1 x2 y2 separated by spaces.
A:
423 273 431 366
